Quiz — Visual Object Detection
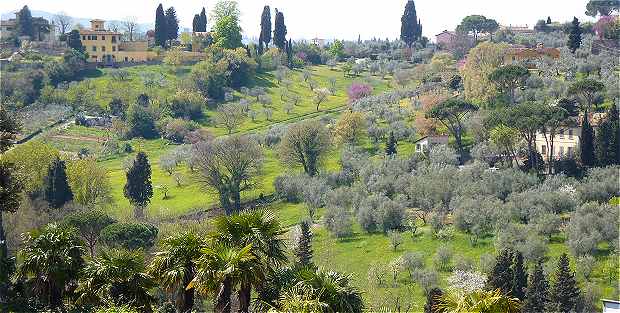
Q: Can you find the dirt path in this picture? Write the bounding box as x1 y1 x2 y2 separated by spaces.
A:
49 134 103 142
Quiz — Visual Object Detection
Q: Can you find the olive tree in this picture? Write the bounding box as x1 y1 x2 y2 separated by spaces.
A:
215 103 246 134
278 120 330 176
194 135 263 215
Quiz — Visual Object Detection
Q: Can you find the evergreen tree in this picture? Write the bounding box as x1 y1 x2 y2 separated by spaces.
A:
568 17 582 53
192 14 200 32
124 152 153 219
295 220 313 266
580 110 596 167
260 5 272 48
44 158 73 209
66 29 84 52
165 7 179 44
546 16 552 24
154 3 168 47
424 287 444 313
511 251 527 300
273 9 287 50
286 39 293 66
258 39 264 55
400 0 421 48
16 5 34 38
522 261 549 313
550 254 581 313
487 249 513 295
595 105 619 166
199 7 208 32
385 131 398 156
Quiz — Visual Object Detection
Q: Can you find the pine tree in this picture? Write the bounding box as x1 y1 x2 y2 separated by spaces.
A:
154 4 168 47
546 16 552 24
273 9 287 50
511 251 527 300
192 14 200 32
295 220 313 266
400 0 421 48
522 261 549 313
260 5 272 48
44 158 73 209
580 110 596 167
385 131 398 156
16 5 34 38
568 17 582 53
165 7 179 44
424 287 444 313
550 254 581 313
124 152 153 219
199 7 208 32
487 249 513 295
595 105 619 166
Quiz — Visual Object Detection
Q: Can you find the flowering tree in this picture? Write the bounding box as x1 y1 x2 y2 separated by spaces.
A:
347 83 373 104
447 270 487 294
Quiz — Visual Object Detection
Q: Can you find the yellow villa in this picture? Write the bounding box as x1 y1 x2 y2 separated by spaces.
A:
79 19 156 64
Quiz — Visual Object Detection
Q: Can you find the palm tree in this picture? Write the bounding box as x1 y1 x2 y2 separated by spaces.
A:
257 266 364 313
435 289 521 313
270 282 328 313
148 231 205 312
212 209 287 313
13 223 84 309
188 242 256 313
76 249 156 312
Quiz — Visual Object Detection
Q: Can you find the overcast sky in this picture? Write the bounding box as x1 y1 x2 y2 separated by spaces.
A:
1 0 595 41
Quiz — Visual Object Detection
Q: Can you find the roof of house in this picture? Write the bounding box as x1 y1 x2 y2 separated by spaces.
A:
435 30 455 36
413 135 449 144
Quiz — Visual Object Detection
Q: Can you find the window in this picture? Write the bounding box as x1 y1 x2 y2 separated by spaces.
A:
541 145 546 155
112 36 117 43
559 146 565 156
82 35 86 40
124 57 128 62
92 46 97 52
416 144 421 151
102 46 106 52
112 46 116 51
102 35 105 40
559 129 564 139
567 147 574 157
568 129 574 139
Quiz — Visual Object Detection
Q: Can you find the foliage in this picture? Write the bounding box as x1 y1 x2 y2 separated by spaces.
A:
462 42 509 104
567 202 618 256
333 112 366 145
568 17 582 53
66 158 112 207
123 152 153 219
278 120 330 176
273 9 288 50
426 98 478 164
436 288 521 313
43 158 73 209
100 222 158 250
549 254 581 313
400 0 422 47
64 210 116 257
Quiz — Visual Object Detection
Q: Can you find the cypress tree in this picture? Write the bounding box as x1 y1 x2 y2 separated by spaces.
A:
260 5 272 48
580 110 596 167
511 251 527 300
273 9 287 50
66 29 84 52
154 4 168 47
16 5 34 38
165 7 179 44
199 7 208 32
124 152 153 219
595 105 619 166
550 254 581 313
424 287 444 313
522 261 549 313
258 39 264 55
385 131 398 156
487 249 513 295
44 158 73 209
192 14 200 32
568 17 582 53
295 220 313 266
546 16 552 24
400 0 421 48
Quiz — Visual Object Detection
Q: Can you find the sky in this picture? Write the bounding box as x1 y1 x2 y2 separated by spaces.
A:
0 0 595 41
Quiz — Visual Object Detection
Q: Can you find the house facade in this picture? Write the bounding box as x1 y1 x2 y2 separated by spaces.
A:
79 20 155 64
504 43 560 64
535 113 606 161
414 135 449 153
0 16 55 41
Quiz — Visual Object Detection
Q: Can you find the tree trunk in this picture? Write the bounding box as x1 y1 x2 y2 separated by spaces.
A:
455 132 465 165
237 283 251 313
180 266 195 312
215 278 232 313
134 205 145 220
49 281 63 309
232 186 241 215
0 211 10 303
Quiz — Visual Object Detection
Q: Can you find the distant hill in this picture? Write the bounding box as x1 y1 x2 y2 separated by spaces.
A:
1 9 153 33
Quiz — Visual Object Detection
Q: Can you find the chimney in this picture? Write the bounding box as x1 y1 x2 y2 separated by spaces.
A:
90 19 105 31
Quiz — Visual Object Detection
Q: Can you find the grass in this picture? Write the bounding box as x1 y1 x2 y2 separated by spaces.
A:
28 63 617 309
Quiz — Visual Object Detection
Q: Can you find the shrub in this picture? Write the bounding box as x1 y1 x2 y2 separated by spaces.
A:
169 90 205 120
163 118 198 144
100 223 158 250
274 174 306 203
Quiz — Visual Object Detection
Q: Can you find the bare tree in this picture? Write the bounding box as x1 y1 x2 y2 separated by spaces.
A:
54 11 72 35
215 103 246 134
122 17 138 41
108 21 121 33
194 136 263 215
